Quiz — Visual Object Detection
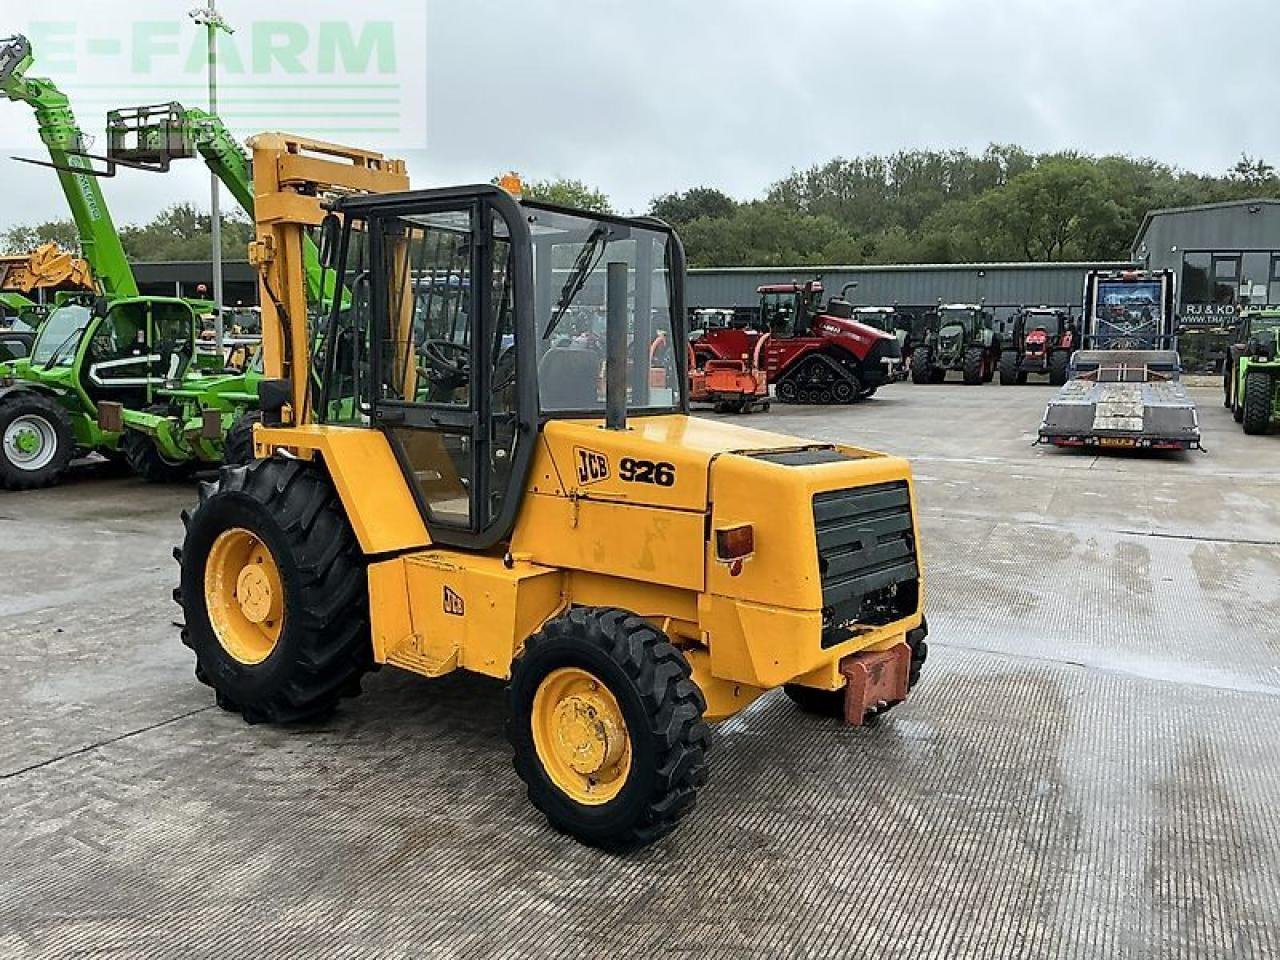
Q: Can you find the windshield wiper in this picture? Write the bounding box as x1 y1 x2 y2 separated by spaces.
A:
542 225 611 341
42 328 84 370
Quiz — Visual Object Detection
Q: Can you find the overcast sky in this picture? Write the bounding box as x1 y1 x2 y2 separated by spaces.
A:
2 0 1278 234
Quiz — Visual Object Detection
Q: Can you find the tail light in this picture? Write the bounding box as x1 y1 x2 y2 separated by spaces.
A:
715 524 755 562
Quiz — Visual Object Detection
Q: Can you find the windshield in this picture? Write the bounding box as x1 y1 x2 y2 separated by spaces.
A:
31 304 91 366
938 308 976 332
526 205 680 413
1250 314 1280 335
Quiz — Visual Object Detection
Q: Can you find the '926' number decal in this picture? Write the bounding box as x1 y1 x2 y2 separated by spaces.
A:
620 457 676 487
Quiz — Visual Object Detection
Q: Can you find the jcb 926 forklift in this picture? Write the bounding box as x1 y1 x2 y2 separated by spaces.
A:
177 135 929 849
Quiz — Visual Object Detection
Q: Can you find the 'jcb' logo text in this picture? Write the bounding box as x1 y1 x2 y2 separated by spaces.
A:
443 586 464 617
574 447 610 486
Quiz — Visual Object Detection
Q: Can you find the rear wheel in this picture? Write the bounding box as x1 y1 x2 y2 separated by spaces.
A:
508 607 710 851
1049 349 1071 386
222 410 262 466
176 458 372 724
962 346 985 385
122 422 193 484
0 393 75 490
1242 370 1275 435
998 350 1020 386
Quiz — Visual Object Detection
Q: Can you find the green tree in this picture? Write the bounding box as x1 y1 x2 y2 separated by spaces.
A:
677 203 861 268
649 187 737 225
2 219 81 253
506 176 613 214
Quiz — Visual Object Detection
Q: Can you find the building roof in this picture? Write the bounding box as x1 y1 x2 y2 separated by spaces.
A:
689 260 1133 275
1132 198 1280 254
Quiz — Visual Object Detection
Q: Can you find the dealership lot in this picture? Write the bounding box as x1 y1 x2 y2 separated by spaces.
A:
1 383 1277 959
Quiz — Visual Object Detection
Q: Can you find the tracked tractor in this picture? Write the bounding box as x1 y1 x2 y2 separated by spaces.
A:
1225 308 1280 435
695 280 901 404
998 307 1076 386
911 303 1000 385
176 135 930 850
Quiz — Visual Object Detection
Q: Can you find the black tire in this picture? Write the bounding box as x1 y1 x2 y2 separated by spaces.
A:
223 410 262 466
176 457 372 724
0 392 75 490
122 415 193 484
982 352 995 383
962 346 985 385
1242 370 1275 436
1049 350 1071 387
507 607 710 851
910 352 933 385
998 350 1020 386
783 618 929 720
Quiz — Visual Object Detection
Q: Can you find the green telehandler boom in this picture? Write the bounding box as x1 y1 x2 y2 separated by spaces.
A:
0 34 136 299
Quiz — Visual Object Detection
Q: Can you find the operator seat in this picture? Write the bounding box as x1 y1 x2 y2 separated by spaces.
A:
538 346 603 409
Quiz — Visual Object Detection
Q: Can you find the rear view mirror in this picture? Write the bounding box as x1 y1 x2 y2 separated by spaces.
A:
318 213 341 270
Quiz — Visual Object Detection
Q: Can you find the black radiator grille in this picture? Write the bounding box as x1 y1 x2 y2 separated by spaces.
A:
813 481 919 642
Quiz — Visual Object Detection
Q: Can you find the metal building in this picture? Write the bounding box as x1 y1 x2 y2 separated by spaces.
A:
688 261 1134 334
1132 197 1280 370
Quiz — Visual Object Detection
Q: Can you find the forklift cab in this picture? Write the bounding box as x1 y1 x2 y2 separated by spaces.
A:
315 187 685 549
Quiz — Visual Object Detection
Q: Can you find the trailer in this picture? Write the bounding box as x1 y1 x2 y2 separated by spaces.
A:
1038 269 1201 451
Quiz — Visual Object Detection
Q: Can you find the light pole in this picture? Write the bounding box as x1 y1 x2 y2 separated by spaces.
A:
190 2 233 354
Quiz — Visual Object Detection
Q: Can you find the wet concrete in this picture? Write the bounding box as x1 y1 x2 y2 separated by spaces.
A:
1 383 1277 958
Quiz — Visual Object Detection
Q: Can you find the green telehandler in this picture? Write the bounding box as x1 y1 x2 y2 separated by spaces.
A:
0 34 261 487
1224 308 1280 436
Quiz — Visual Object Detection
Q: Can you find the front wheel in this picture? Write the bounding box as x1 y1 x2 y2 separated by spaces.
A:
998 350 1020 386
122 428 193 484
910 352 933 385
1242 370 1275 435
962 346 985 385
0 393 75 490
1049 350 1071 386
176 458 373 724
507 607 710 851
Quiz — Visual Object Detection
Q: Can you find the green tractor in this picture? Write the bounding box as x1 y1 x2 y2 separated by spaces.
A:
910 303 1001 385
0 297 258 489
1224 308 1280 435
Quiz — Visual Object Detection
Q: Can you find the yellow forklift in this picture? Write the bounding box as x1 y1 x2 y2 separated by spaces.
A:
176 134 930 849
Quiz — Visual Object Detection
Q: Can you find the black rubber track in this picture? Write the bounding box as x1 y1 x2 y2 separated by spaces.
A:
507 606 711 851
222 410 262 466
783 618 929 720
0 392 75 490
1242 370 1275 436
122 407 193 484
175 457 372 724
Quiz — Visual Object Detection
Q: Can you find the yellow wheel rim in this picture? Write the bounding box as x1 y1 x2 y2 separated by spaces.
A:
204 527 284 665
531 667 632 806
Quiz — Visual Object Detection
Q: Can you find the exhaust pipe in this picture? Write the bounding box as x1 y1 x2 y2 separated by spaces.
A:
605 260 628 431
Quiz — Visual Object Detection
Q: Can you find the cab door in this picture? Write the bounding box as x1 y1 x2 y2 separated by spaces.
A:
365 192 533 549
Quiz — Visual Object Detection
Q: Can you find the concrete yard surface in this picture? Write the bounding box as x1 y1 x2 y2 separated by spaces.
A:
1 384 1278 959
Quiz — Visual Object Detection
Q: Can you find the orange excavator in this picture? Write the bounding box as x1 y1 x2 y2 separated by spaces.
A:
0 241 95 296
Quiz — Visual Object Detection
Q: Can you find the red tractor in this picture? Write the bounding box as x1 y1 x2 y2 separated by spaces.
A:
998 307 1077 386
693 280 901 405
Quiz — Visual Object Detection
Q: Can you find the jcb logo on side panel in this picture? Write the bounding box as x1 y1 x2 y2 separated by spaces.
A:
443 586 465 617
574 447 610 486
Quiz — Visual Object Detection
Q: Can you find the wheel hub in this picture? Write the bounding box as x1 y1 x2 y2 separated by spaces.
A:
532 667 632 805
235 564 275 624
4 413 58 471
204 528 284 665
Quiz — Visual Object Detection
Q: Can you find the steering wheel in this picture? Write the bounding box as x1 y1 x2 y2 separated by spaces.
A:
422 339 470 388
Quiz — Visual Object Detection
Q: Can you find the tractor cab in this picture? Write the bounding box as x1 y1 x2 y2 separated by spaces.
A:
759 281 822 339
17 296 197 408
